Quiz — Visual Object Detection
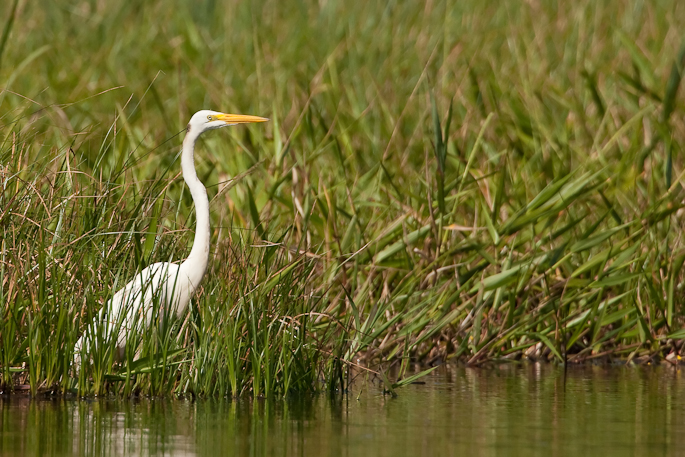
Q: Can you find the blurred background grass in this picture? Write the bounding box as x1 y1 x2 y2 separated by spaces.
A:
2 0 685 396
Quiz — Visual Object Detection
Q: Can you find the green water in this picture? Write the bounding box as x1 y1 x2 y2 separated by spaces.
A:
1 365 683 456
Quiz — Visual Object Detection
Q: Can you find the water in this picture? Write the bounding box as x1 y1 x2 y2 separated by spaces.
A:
1 364 683 456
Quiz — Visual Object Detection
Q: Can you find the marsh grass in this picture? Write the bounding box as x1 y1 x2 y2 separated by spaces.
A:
2 0 685 397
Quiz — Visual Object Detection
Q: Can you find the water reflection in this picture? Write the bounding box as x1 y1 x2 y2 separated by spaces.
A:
1 365 683 456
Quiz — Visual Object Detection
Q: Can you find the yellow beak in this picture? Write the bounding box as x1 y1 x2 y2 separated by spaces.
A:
215 113 269 124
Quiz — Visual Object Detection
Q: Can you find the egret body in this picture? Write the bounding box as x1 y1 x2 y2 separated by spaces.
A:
74 110 268 367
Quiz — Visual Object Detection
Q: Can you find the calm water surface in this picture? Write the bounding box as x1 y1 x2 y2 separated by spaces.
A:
1 365 683 456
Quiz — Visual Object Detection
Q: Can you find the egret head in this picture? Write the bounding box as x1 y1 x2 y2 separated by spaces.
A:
188 110 269 134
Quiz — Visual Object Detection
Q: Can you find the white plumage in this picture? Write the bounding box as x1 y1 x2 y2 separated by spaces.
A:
74 110 268 369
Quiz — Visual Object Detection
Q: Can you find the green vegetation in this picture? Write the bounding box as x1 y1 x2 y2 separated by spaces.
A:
1 1 685 397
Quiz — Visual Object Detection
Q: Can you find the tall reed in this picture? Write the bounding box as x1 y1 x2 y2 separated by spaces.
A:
1 0 685 396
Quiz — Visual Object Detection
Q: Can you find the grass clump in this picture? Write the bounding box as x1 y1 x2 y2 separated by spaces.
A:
2 1 685 397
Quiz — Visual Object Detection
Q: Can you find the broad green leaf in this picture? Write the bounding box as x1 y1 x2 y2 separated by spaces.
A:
470 266 521 293
589 272 641 288
570 223 632 253
392 366 438 389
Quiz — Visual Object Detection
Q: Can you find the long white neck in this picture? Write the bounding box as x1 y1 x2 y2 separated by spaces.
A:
179 128 210 287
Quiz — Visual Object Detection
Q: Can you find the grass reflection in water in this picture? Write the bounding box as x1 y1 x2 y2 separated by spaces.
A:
0 364 683 457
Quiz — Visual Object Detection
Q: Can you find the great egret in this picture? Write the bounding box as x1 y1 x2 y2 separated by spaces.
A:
74 110 268 368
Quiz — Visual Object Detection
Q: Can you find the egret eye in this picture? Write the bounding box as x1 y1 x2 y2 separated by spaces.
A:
207 115 213 121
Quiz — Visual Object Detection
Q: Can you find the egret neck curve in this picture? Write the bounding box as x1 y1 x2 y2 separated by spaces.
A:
179 127 211 288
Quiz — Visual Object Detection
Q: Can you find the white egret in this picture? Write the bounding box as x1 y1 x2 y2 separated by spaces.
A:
74 110 268 368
